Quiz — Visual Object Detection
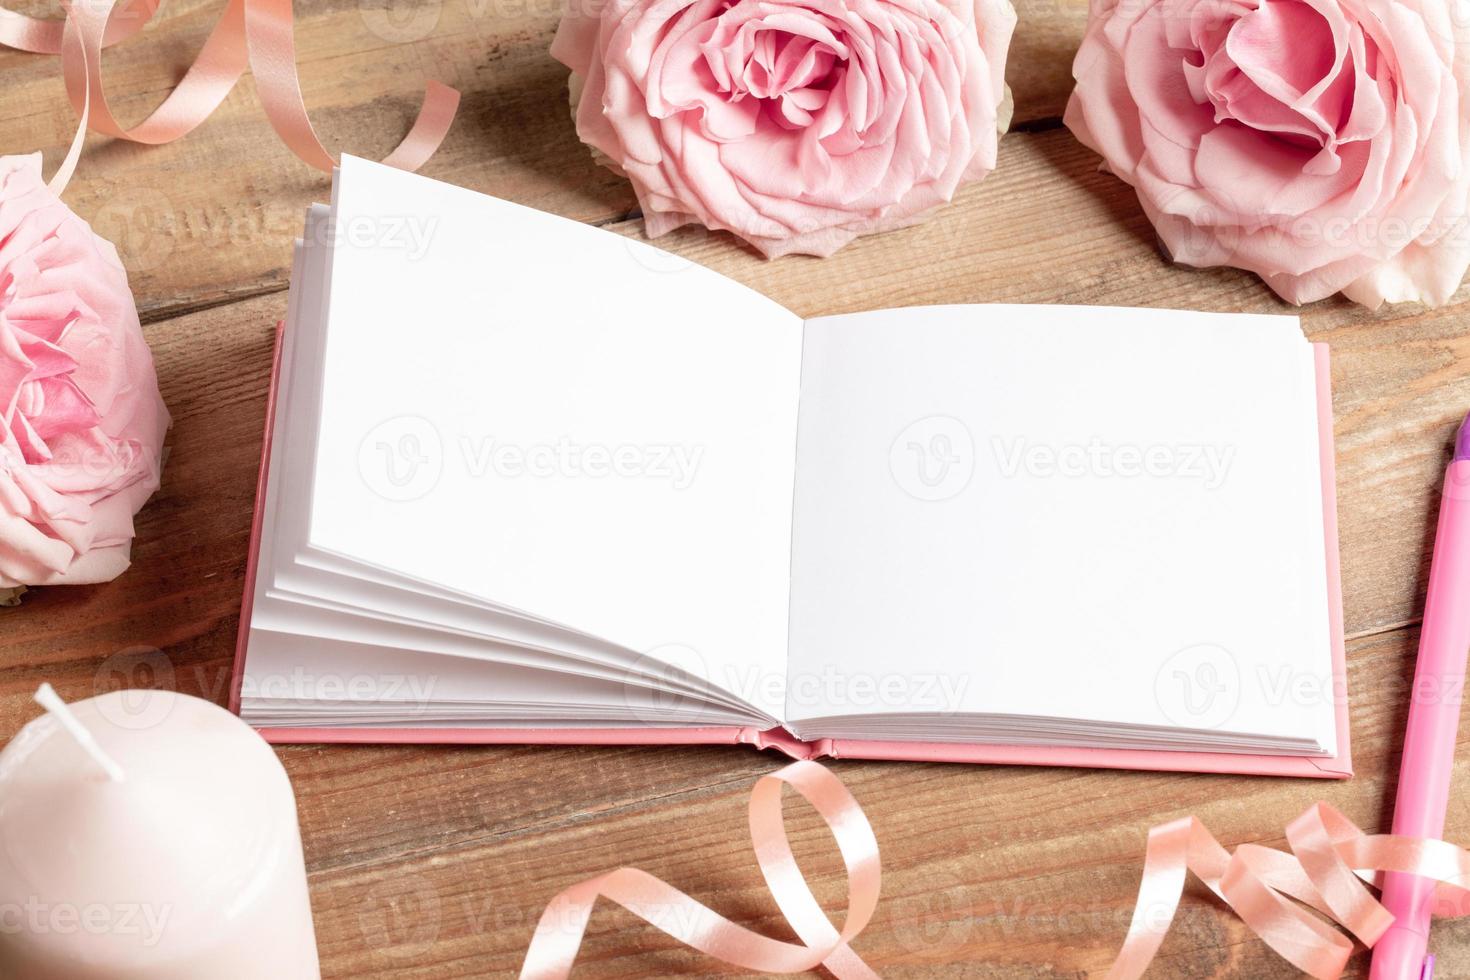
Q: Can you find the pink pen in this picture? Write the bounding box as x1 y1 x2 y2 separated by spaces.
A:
1370 413 1470 980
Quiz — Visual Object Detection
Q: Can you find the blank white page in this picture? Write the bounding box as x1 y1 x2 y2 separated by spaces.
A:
785 305 1333 749
306 157 804 717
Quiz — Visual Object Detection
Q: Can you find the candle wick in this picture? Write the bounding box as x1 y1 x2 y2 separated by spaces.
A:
34 684 126 783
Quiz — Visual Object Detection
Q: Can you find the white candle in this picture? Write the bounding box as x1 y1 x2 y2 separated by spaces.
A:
0 687 320 978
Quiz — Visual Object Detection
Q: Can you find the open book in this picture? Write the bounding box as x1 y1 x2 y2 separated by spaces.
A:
231 157 1350 778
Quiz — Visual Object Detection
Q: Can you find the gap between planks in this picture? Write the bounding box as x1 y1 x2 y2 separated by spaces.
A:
133 116 1072 327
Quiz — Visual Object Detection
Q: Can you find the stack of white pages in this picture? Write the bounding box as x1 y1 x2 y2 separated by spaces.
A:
231 156 1350 777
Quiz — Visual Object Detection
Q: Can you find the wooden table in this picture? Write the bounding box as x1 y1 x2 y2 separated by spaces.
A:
3 0 1467 974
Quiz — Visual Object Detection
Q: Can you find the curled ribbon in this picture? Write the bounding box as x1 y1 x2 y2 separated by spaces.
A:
521 762 1470 979
0 0 459 193
1108 802 1470 979
519 760 880 979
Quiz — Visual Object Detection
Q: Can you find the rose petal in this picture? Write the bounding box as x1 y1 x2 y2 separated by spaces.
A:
554 0 1013 256
0 157 168 587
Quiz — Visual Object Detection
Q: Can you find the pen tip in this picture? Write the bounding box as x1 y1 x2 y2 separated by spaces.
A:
1457 414 1470 461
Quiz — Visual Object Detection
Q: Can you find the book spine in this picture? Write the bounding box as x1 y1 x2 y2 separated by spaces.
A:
740 727 835 761
231 320 288 716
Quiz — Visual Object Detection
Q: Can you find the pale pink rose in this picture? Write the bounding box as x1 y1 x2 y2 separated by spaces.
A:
1066 0 1470 307
0 154 169 592
552 0 1017 257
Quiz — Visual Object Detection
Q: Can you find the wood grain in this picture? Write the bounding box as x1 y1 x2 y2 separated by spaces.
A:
1 1 1468 976
1 0 1086 319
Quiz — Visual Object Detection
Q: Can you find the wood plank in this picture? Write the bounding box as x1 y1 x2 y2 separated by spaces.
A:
294 630 1453 980
0 0 1087 318
2 104 1469 980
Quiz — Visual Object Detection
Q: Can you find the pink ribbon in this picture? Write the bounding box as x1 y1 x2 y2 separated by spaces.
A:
0 0 458 193
520 762 1470 978
1108 802 1470 979
519 760 881 979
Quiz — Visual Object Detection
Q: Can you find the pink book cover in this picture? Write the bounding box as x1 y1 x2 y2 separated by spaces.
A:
231 326 1351 778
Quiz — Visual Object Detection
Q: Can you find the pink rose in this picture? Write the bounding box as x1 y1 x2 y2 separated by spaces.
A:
552 0 1017 257
0 155 169 593
1066 0 1470 307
